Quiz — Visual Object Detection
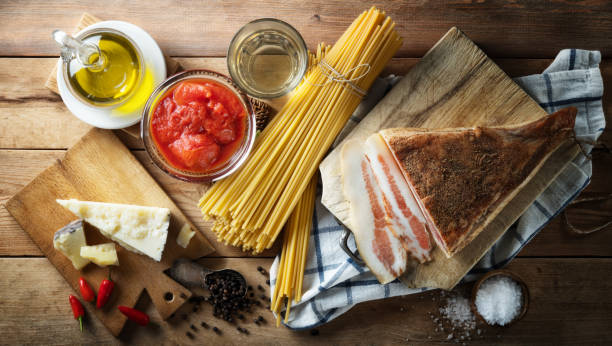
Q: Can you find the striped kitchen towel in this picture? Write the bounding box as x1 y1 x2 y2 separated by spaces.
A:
269 49 605 329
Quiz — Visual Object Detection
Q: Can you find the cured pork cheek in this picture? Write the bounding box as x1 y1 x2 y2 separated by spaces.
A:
381 107 577 257
340 139 408 284
363 134 433 263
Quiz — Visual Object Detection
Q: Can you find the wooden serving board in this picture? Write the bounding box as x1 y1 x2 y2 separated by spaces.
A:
320 27 581 290
4 128 215 336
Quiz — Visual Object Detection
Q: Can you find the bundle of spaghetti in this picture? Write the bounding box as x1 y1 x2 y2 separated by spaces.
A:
271 176 316 326
199 6 402 253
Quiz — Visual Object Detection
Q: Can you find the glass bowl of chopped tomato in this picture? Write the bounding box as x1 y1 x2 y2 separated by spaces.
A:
141 70 256 182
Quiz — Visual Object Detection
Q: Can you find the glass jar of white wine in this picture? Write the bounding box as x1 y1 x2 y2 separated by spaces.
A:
227 18 308 99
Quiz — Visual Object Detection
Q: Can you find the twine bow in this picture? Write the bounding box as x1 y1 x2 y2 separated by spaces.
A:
310 60 371 98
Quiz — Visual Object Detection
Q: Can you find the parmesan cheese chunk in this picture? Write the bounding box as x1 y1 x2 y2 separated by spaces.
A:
53 219 90 270
80 243 119 266
176 224 195 248
57 199 170 261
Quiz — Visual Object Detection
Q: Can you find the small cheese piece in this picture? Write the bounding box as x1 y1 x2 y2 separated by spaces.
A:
53 219 90 270
80 243 119 266
176 224 195 248
56 199 170 261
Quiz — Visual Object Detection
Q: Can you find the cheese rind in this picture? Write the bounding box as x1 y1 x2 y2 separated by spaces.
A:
53 219 90 270
56 199 170 261
80 243 119 266
176 224 195 248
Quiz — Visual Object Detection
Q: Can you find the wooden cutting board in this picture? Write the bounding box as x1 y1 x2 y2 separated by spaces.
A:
5 128 215 336
320 27 581 290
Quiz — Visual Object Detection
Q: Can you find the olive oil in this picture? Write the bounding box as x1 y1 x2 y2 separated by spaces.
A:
67 31 141 106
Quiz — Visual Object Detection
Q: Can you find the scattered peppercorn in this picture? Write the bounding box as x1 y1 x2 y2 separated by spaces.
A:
237 326 250 335
310 329 319 336
186 331 194 339
212 326 221 334
265 279 270 285
257 285 264 291
260 294 267 300
200 321 209 329
248 285 253 291
190 324 198 332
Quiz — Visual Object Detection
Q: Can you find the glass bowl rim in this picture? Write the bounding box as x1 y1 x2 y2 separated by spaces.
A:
140 69 256 182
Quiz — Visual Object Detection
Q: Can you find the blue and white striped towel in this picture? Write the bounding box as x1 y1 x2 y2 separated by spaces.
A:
270 49 605 329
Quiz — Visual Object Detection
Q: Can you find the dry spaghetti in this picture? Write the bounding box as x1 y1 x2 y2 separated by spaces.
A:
198 7 402 253
271 176 317 325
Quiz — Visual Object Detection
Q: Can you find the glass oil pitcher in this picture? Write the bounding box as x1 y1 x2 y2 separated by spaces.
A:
53 28 143 107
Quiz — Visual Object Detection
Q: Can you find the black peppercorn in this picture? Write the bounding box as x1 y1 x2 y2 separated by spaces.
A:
310 329 319 336
186 331 194 339
190 324 197 332
201 321 209 329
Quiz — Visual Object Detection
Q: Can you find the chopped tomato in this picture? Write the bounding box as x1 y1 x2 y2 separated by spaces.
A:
150 79 246 173
169 133 220 169
173 82 212 106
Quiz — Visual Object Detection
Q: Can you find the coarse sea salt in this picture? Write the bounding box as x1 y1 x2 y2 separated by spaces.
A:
439 295 476 330
475 275 523 326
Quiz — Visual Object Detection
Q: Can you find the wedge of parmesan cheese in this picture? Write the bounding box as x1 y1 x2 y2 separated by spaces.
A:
176 224 195 248
80 243 119 266
56 199 170 261
53 219 90 270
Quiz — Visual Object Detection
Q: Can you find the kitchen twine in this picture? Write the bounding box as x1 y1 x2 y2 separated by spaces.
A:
309 60 371 98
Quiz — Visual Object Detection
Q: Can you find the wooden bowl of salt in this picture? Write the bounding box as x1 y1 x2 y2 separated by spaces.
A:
470 269 529 327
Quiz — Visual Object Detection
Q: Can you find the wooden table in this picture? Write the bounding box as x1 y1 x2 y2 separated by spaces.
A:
1 1 611 344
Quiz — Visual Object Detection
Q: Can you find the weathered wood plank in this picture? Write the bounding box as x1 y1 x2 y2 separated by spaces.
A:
1 257 610 344
0 149 279 258
1 149 610 258
1 57 610 149
1 1 611 58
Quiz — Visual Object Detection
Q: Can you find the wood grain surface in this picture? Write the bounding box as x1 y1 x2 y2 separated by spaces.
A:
4 128 215 336
1 1 611 58
1 1 612 344
1 257 610 344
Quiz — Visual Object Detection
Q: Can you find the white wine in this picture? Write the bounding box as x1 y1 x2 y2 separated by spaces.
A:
227 19 308 99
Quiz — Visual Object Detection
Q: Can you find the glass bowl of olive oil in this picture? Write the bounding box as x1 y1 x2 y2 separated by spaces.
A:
62 28 143 107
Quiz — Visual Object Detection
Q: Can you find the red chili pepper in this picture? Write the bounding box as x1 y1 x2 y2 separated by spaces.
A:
96 278 114 309
78 277 95 302
118 306 150 326
69 294 84 332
